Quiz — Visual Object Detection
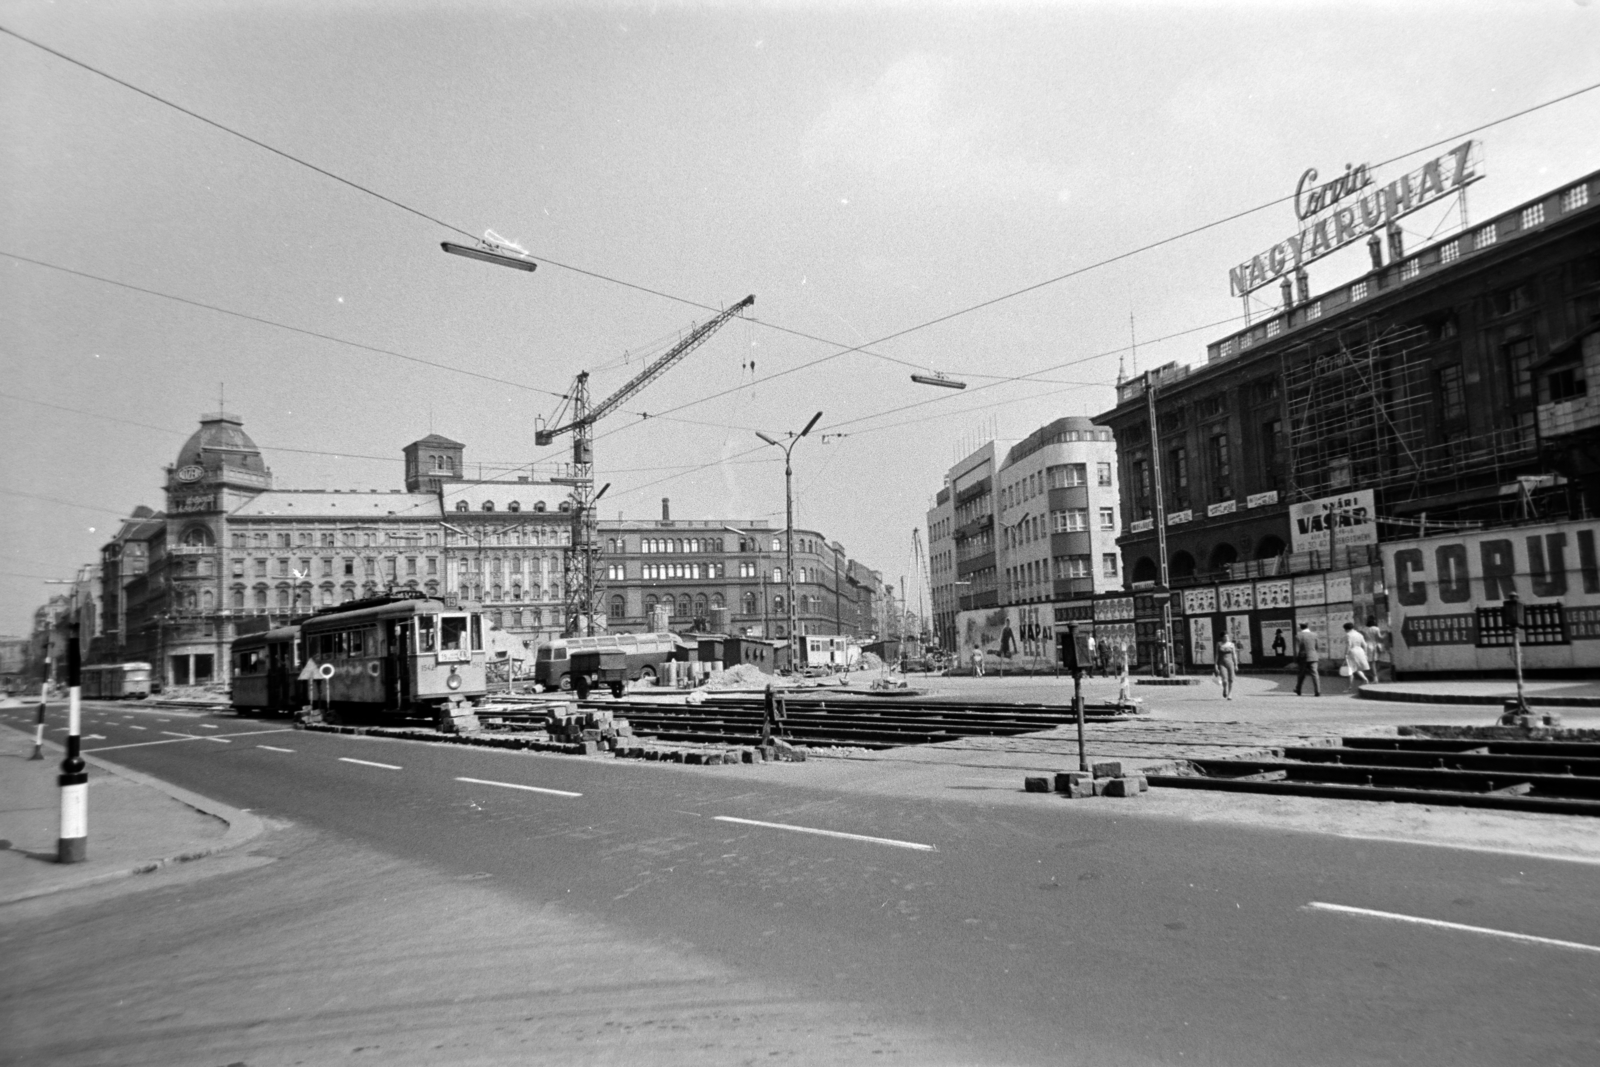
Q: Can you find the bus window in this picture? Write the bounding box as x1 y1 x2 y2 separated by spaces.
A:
440 615 468 652
470 614 483 652
417 615 437 653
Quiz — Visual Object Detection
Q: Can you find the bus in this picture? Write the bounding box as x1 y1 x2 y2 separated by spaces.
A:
533 631 685 692
81 662 153 700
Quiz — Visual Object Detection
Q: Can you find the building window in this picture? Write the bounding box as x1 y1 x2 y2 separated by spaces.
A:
1208 434 1232 499
1401 258 1419 281
231 534 245 548
1351 280 1368 301
1307 300 1323 320
1058 555 1091 579
455 500 469 512
1053 508 1088 533
1102 553 1119 578
232 558 244 577
507 501 520 512
1048 463 1087 489
1168 446 1189 506
1522 204 1545 229
1474 225 1498 250
607 564 625 580
1492 285 1533 317
1563 184 1591 212
1506 338 1536 400
1441 239 1460 264
1099 507 1116 530
1097 461 1112 487
1548 367 1587 402
1438 364 1466 421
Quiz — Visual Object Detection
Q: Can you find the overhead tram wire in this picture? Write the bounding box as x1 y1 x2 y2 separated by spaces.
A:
0 251 570 401
9 25 1600 450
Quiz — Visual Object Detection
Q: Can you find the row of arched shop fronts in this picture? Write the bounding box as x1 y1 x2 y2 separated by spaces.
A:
1126 535 1290 586
1045 561 1385 671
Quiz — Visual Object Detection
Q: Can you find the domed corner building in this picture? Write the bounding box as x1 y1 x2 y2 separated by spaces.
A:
157 410 276 688
123 410 448 690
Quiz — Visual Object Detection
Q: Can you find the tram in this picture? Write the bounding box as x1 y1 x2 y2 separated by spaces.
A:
229 593 488 717
80 662 153 700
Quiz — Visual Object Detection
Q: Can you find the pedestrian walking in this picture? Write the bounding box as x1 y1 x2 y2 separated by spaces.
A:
1215 633 1238 700
970 645 984 677
1361 617 1386 682
1293 622 1321 696
1342 621 1371 692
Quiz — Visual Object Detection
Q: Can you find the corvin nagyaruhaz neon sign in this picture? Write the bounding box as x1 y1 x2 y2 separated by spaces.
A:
1227 140 1482 297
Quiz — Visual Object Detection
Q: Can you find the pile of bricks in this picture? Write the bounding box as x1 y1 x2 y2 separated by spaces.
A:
547 707 635 755
1024 759 1148 799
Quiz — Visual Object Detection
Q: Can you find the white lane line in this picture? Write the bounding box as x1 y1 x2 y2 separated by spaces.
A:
199 724 219 730
713 815 936 852
257 745 295 753
454 776 581 798
1304 902 1600 954
128 725 147 731
85 728 293 753
203 736 232 743
339 757 402 770
161 731 194 738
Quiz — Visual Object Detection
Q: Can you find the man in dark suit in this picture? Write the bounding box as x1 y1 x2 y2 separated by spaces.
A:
1293 621 1321 696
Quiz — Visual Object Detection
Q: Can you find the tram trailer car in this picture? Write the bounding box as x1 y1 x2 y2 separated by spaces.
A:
80 662 153 700
298 594 488 715
231 627 307 716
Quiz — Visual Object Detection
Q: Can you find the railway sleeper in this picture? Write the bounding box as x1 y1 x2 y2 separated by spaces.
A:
1184 758 1600 799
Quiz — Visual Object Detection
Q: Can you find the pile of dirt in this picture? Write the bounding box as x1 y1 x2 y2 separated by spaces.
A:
857 652 884 670
703 662 783 691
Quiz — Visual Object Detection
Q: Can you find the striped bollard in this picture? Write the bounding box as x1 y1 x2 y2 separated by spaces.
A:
58 638 87 863
31 681 46 759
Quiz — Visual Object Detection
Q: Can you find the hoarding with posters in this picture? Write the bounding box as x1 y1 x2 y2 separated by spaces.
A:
1380 519 1600 673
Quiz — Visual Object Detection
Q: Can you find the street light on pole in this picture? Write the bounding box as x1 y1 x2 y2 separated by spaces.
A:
755 411 822 674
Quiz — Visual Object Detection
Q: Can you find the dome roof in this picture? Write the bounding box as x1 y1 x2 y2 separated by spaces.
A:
175 412 264 472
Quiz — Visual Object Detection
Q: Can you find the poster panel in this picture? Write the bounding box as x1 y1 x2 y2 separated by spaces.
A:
1256 579 1292 610
1380 519 1600 672
1189 616 1215 666
1183 587 1217 615
1225 614 1254 664
959 604 1057 663
1326 571 1354 605
1326 606 1354 661
1096 622 1136 668
1295 610 1330 662
1292 574 1326 606
1260 617 1295 661
1219 583 1254 611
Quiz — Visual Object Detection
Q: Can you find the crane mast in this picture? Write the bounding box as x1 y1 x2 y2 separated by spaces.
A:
537 295 755 636
912 527 931 649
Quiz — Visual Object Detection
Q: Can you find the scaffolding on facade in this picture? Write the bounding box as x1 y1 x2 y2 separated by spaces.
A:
1281 320 1539 508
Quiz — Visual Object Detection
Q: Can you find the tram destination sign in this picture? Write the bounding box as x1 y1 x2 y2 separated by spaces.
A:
1227 140 1483 297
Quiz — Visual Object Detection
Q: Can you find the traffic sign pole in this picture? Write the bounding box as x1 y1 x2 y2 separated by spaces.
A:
31 681 46 759
58 632 87 863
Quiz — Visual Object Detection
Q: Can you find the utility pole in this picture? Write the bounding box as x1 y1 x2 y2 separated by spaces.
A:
1144 371 1174 676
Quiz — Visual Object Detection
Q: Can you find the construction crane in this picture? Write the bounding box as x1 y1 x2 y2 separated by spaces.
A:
535 294 756 636
911 526 932 650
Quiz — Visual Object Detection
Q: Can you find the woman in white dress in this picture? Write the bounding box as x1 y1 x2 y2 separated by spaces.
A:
1341 621 1371 691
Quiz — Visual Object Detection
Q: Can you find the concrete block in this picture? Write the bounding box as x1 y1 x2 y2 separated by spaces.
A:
685 752 705 765
615 724 634 737
1129 774 1149 792
1091 760 1124 779
1062 781 1095 799
581 740 600 756
1055 771 1092 792
669 750 686 763
1090 777 1111 796
1024 776 1052 793
644 748 661 761
581 728 603 742
1102 776 1143 797
741 749 757 764
704 753 724 765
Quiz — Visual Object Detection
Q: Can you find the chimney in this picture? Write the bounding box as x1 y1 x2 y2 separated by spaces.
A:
662 497 671 521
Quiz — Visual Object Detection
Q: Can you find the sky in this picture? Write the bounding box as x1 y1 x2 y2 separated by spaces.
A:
3 0 1600 636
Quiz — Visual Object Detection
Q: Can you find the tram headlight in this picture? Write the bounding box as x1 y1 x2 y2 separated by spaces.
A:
447 669 462 690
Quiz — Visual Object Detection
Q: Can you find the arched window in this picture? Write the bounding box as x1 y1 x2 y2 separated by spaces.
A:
533 501 546 512
609 595 625 619
711 593 724 608
341 584 356 602
773 595 785 613
276 586 290 608
558 501 571 513
201 589 214 612
231 587 244 610
455 500 469 512
607 538 616 553
482 501 495 512
511 583 522 600
742 592 756 615
181 526 213 547
772 567 783 582
508 501 521 512
645 594 658 612
694 594 708 616
254 586 268 609
321 586 334 606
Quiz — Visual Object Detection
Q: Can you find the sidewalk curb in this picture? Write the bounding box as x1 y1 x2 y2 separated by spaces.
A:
0 725 269 906
1359 688 1600 708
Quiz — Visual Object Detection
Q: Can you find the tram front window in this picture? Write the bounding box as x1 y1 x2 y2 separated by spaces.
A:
440 615 469 652
417 615 437 653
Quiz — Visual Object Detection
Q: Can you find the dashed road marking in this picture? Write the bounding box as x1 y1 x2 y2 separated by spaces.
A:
339 757 401 770
160 731 193 738
1304 902 1600 954
454 776 581 798
128 725 147 731
199 724 219 730
257 745 295 753
86 727 292 753
712 815 936 851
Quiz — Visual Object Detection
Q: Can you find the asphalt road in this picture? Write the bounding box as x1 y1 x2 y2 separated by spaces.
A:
6 700 1599 1066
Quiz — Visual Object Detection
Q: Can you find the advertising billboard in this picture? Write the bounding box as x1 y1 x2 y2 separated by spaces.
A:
1290 490 1377 554
1380 520 1600 673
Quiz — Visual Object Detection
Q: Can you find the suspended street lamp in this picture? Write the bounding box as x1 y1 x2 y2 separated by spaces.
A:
910 372 967 390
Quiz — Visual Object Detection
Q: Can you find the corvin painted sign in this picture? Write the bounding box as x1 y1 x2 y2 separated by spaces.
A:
1380 520 1600 672
1228 140 1483 297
